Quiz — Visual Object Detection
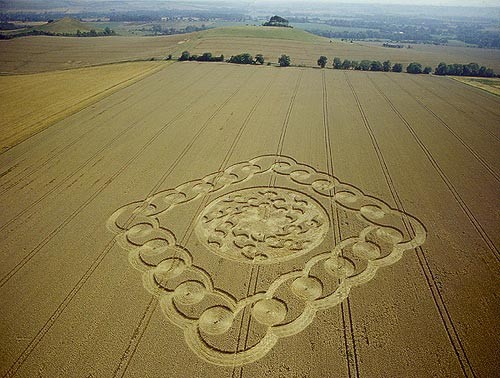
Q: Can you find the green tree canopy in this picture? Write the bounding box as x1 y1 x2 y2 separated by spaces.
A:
392 63 403 72
435 62 447 75
406 62 423 74
317 56 328 68
333 57 342 69
278 54 291 67
229 53 254 64
179 51 190 61
370 60 383 71
359 60 371 71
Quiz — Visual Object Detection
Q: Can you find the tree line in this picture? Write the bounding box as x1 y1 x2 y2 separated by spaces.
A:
319 56 496 77
178 51 225 62
179 51 293 67
434 62 495 77
320 57 408 73
176 51 497 77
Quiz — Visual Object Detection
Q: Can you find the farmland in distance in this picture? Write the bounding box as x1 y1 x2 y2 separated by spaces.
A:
1 26 500 73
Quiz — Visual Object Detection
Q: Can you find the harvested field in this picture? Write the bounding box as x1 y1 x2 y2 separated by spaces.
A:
0 61 166 151
0 62 499 377
1 27 500 73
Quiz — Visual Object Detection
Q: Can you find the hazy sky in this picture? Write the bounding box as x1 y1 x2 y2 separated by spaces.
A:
251 0 500 6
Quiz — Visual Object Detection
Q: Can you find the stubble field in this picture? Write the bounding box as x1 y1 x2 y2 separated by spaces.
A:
0 62 499 377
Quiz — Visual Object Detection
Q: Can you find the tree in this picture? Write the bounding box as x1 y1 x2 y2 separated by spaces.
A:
392 63 403 72
359 60 371 71
423 66 432 74
255 54 265 65
468 63 480 76
229 53 254 64
484 68 495 77
278 54 291 67
342 59 351 70
463 62 479 76
370 60 383 71
179 51 190 61
317 56 328 68
263 15 290 27
383 60 392 72
351 61 359 70
198 52 213 62
104 26 112 35
446 64 463 76
333 57 342 69
406 62 423 74
434 62 447 75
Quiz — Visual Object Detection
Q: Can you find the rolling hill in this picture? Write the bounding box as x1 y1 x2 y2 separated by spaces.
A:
34 17 102 34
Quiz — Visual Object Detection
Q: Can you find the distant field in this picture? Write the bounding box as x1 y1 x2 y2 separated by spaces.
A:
190 30 500 71
1 26 499 74
0 34 189 73
36 17 102 33
197 26 324 43
0 62 498 377
291 22 376 33
0 61 166 151
0 17 103 37
88 20 249 36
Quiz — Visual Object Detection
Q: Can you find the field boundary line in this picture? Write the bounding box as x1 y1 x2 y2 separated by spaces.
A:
433 76 500 119
323 71 360 378
1 66 251 378
0 63 205 193
0 65 220 235
368 74 499 262
0 62 168 182
408 76 500 143
383 74 499 183
447 76 500 102
112 68 271 377
0 62 170 155
346 71 476 377
451 77 500 98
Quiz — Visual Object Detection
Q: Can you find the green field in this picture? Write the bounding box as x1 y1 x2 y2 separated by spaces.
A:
198 26 325 43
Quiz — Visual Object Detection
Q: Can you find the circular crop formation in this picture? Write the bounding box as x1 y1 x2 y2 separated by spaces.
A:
108 154 427 367
195 187 330 264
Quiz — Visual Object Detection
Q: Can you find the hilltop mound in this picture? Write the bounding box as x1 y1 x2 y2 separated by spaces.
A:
197 26 324 43
35 17 101 34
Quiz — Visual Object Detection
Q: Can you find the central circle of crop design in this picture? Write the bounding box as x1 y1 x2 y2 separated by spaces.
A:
195 188 329 264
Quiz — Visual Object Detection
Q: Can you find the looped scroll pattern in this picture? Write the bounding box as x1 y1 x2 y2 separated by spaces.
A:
107 155 426 366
